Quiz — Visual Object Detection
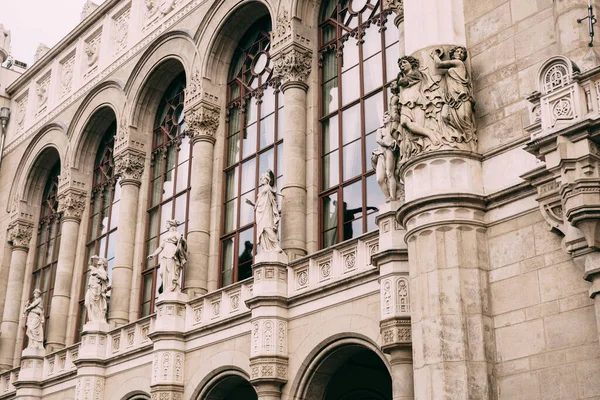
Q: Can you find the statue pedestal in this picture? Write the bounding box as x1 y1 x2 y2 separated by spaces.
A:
17 348 44 382
79 322 109 360
154 292 188 333
251 252 289 300
376 200 406 252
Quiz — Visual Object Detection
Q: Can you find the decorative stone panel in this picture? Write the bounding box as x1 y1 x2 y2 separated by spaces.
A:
380 318 411 352
112 6 130 56
60 52 76 98
151 351 184 385
249 357 288 383
250 318 287 358
75 375 105 400
35 73 51 115
84 30 102 76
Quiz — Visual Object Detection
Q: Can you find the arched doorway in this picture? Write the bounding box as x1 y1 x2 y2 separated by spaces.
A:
297 339 392 400
202 374 257 400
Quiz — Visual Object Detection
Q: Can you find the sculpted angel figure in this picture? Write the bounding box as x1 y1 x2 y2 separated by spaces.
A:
245 170 283 253
147 220 188 293
23 289 44 349
371 111 399 202
430 46 476 145
85 256 109 323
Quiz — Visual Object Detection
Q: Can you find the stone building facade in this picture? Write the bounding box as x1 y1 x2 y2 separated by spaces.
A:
0 0 599 399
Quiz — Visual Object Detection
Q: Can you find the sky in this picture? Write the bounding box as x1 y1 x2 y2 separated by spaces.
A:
2 0 107 67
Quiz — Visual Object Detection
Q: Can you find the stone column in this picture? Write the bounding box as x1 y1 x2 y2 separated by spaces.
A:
246 252 289 400
109 147 145 327
0 220 34 371
46 188 86 352
373 202 414 400
383 0 405 52
184 99 219 297
272 44 312 261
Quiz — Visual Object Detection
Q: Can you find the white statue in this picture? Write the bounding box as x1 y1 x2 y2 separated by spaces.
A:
245 170 282 253
85 256 109 323
23 289 44 350
147 220 188 293
371 111 399 202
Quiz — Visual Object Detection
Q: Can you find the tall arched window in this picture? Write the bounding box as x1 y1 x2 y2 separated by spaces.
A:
220 16 284 287
30 161 61 342
319 0 398 247
75 123 119 340
141 74 190 316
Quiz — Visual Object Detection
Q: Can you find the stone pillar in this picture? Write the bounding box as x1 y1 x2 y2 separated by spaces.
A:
246 252 289 400
46 188 86 352
0 220 34 371
149 291 188 400
74 321 109 400
14 347 45 400
373 202 414 400
109 147 145 327
383 0 405 50
184 99 219 297
272 23 313 261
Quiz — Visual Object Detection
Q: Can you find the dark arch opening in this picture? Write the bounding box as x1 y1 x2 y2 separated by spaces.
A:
304 344 392 400
203 374 257 400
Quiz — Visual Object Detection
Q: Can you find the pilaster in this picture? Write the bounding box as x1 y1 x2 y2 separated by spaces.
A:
246 252 289 399
184 92 220 297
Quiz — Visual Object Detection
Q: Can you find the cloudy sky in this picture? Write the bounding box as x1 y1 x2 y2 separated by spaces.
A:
3 0 107 66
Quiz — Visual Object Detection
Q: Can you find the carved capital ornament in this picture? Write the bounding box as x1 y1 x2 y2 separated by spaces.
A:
57 189 87 221
8 221 34 249
185 103 220 144
114 148 145 184
273 47 312 88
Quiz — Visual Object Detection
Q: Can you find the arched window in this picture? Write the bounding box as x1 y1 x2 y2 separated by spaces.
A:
220 16 284 287
75 123 118 340
29 161 61 343
319 0 398 247
141 74 189 316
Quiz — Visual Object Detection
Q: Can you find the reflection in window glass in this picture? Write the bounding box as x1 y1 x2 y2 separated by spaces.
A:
319 0 398 247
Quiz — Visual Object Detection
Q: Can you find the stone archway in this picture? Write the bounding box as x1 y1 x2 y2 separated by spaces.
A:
298 342 392 400
202 374 257 400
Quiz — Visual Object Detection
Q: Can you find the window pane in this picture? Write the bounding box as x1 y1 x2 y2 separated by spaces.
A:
246 99 258 125
227 133 240 166
221 238 235 287
110 201 119 230
260 114 275 149
243 123 257 158
238 228 254 278
366 173 386 211
322 150 339 189
343 217 362 241
276 143 283 177
176 161 189 193
141 274 153 316
363 24 382 58
343 180 363 216
322 50 338 81
384 14 399 46
163 169 174 199
323 228 338 248
241 158 256 194
342 36 359 71
229 106 240 133
343 140 362 180
240 191 255 227
386 44 399 82
322 115 339 154
175 195 187 224
179 136 190 163
363 53 383 94
261 87 275 117
152 155 163 179
151 178 162 207
342 104 361 144
322 78 339 115
160 201 173 232
341 66 360 105
146 238 157 269
322 192 338 231
364 92 384 133
107 233 116 263
277 107 285 139
226 167 239 201
259 149 274 175
365 131 377 171
166 146 177 171
113 183 121 202
224 200 237 233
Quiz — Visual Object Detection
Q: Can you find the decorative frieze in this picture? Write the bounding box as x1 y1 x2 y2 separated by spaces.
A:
380 318 411 351
114 148 145 183
7 220 33 249
57 189 87 221
249 357 288 382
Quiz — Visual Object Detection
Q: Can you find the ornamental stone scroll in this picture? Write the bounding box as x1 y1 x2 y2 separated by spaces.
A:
8 221 34 249
114 148 145 184
185 102 220 144
273 47 312 87
57 189 87 222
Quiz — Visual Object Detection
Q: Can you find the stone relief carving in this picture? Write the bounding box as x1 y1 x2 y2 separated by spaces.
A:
114 148 145 181
85 256 109 324
0 24 11 54
112 8 130 56
36 75 50 112
145 0 159 18
147 220 188 293
34 43 50 63
273 47 312 86
8 221 33 248
383 0 403 15
185 103 220 141
57 189 87 220
61 54 75 98
85 33 101 69
16 94 28 131
23 289 44 350
370 46 477 201
184 68 201 105
245 169 283 253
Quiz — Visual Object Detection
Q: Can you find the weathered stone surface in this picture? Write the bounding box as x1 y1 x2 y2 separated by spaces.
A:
497 372 541 400
544 307 598 350
491 271 540 315
496 319 545 361
538 261 590 303
489 226 535 269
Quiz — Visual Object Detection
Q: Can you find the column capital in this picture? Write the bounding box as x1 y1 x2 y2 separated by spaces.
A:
383 0 404 20
7 220 34 250
114 147 146 186
185 101 220 145
272 46 312 90
57 188 87 222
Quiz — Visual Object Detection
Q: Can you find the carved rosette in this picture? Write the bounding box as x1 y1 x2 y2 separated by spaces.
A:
380 318 411 353
249 356 288 384
114 148 145 185
57 189 87 221
273 47 312 89
185 103 220 144
8 221 34 249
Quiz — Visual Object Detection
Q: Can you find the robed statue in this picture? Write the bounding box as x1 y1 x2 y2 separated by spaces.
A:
85 256 109 323
245 169 283 253
23 288 44 349
147 219 188 293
